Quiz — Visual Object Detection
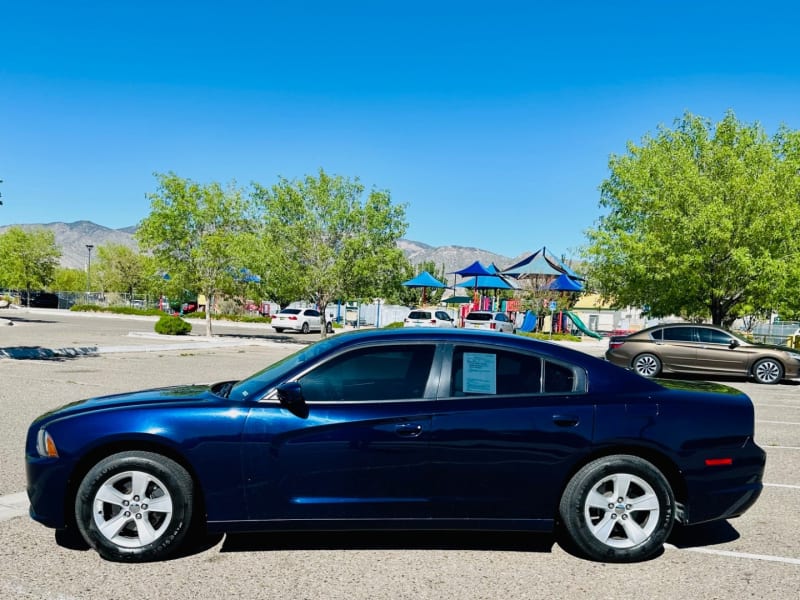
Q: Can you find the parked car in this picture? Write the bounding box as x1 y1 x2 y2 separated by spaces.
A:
606 323 800 384
403 309 456 328
464 310 515 333
17 291 59 309
271 307 332 333
26 328 764 563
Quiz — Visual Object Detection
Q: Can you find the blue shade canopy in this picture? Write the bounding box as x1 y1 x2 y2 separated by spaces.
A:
548 273 583 292
451 260 493 277
456 275 514 290
402 270 447 289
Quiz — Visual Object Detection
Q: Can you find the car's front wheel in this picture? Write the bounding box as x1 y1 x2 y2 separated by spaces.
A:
559 455 675 562
75 451 194 562
301 322 310 334
632 353 661 378
753 358 783 384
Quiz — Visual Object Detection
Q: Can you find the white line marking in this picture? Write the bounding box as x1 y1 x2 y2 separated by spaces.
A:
757 420 800 425
763 445 800 450
764 483 800 489
755 403 800 409
673 546 800 566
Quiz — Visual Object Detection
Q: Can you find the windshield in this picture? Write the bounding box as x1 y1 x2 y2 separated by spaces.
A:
228 335 341 401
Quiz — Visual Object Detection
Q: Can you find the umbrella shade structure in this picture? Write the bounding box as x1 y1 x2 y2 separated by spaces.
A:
442 295 473 304
451 260 493 278
456 275 515 290
548 273 583 292
402 270 447 304
401 271 447 289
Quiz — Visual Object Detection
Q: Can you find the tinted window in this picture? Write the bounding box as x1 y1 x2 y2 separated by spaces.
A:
450 347 542 396
280 309 301 315
304 309 320 317
495 314 508 322
466 313 492 322
544 361 577 393
408 311 432 320
298 344 435 402
435 311 451 320
697 328 733 345
662 327 695 342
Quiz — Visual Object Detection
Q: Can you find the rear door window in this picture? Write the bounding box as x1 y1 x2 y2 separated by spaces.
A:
662 327 696 342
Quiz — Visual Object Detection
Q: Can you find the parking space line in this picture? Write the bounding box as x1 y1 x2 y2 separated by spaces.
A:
763 445 800 450
668 546 800 566
757 420 800 425
764 483 800 489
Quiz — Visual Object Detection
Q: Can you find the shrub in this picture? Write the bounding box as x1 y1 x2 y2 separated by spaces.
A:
154 315 192 336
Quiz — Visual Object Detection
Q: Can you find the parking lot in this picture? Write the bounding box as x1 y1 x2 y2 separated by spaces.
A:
0 311 798 599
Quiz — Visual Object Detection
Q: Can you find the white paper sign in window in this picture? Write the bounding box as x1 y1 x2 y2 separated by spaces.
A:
463 352 497 394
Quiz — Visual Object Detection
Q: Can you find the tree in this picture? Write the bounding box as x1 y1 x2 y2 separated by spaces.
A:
95 243 151 298
584 111 800 326
251 169 408 336
0 227 61 305
52 268 87 292
136 173 252 335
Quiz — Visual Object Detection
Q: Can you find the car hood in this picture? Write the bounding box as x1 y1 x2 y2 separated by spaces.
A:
35 384 217 422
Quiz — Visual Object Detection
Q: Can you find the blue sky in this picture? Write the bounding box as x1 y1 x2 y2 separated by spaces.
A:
3 1 800 259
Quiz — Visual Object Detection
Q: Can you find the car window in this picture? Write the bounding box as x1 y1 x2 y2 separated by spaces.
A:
408 311 431 319
662 327 695 342
435 311 451 320
298 344 436 402
280 309 301 315
304 309 320 317
495 314 507 322
544 361 578 393
466 313 492 322
697 328 733 345
450 347 542 396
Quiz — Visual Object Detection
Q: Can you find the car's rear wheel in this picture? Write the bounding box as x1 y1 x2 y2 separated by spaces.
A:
75 451 193 562
326 322 333 333
753 358 783 384
273 327 283 333
559 455 675 562
632 353 661 378
301 322 310 334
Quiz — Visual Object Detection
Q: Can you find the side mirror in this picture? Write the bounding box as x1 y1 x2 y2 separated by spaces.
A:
729 339 740 349
276 382 309 418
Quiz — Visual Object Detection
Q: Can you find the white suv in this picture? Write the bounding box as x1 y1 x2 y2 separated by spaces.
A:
464 311 515 333
404 309 456 328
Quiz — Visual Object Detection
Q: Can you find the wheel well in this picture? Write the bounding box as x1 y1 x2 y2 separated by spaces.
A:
749 356 785 375
63 440 207 532
557 446 687 517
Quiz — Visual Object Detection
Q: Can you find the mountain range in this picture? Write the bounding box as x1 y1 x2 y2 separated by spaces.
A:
0 220 526 276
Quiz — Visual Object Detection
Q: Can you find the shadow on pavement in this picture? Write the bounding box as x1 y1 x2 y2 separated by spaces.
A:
0 346 99 360
0 315 59 324
220 530 556 554
667 519 740 548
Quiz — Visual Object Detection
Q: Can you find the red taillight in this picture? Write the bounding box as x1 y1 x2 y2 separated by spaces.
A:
609 341 625 350
288 316 297 320
490 323 496 330
705 458 733 467
430 320 436 324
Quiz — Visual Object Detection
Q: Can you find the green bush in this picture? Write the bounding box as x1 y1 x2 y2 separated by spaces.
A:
519 331 583 342
154 315 192 336
70 304 165 317
183 311 272 324
382 321 404 329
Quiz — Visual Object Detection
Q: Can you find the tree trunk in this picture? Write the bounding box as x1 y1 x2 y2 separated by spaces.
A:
205 293 213 337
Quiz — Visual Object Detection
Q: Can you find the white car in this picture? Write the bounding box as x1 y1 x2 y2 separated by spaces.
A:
271 308 332 334
464 311 515 333
403 309 456 328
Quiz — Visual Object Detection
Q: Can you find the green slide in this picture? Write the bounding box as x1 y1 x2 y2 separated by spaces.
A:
565 311 603 339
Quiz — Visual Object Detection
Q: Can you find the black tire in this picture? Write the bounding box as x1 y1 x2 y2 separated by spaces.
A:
326 322 333 333
632 353 661 378
273 327 284 333
559 455 675 562
75 451 194 562
752 358 783 384
301 322 310 334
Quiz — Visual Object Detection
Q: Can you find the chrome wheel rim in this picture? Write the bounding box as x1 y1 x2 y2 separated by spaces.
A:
755 360 781 383
583 473 660 549
92 470 174 548
634 355 659 377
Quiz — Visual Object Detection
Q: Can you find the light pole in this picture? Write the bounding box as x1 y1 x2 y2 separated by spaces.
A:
85 244 94 302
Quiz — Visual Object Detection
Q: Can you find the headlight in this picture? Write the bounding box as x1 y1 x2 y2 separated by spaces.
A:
784 352 800 363
36 429 59 457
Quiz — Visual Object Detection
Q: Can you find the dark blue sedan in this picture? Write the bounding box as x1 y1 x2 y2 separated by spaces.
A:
25 328 765 562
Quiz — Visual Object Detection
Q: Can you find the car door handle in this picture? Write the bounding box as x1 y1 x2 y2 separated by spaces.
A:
552 414 580 427
395 423 424 437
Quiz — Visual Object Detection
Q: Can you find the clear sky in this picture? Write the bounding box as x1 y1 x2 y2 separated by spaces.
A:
2 1 800 259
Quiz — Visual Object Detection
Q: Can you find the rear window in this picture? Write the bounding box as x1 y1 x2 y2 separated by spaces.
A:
662 327 695 342
466 313 492 322
280 309 301 315
408 311 432 319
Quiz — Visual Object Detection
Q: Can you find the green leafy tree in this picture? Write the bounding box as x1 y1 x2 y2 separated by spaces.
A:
251 169 408 336
0 227 61 304
136 173 252 335
52 267 87 292
585 111 800 326
95 243 151 297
